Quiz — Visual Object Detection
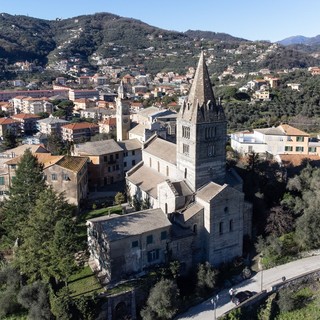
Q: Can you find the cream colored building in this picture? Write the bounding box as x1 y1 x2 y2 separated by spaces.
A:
231 124 313 156
3 153 88 206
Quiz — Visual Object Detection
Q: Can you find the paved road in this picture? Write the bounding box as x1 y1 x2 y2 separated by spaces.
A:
177 255 320 320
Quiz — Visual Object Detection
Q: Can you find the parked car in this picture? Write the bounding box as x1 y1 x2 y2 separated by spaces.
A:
232 290 255 305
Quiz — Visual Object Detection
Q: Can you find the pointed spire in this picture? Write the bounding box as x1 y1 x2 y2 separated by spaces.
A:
180 51 225 123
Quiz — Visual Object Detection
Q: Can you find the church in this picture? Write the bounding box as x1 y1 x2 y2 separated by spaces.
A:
87 52 252 284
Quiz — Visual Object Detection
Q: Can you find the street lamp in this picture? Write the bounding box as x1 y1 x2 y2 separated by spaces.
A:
260 254 263 292
211 294 219 320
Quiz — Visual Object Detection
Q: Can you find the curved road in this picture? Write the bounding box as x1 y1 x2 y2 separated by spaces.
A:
177 255 320 320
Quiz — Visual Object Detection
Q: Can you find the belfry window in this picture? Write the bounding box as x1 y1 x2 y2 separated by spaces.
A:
183 144 189 155
219 222 224 235
205 126 216 139
182 126 190 139
229 219 234 232
207 145 214 157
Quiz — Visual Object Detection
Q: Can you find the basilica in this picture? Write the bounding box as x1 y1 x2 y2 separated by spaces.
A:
87 52 252 284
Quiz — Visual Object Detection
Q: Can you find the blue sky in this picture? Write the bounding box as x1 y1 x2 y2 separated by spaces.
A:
1 0 319 42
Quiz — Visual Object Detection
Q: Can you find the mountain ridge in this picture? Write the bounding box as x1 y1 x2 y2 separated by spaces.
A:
0 12 319 76
278 34 320 46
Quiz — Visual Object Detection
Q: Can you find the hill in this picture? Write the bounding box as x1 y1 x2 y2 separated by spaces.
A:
0 12 319 75
278 34 320 46
184 29 248 42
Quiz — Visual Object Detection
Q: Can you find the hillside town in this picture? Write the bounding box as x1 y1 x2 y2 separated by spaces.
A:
1 9 320 320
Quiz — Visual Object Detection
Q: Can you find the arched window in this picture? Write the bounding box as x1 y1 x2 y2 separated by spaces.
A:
207 145 214 157
219 222 224 235
182 126 190 139
229 219 234 232
193 224 197 234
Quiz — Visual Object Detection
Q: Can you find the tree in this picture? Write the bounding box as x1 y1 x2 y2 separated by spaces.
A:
49 286 74 320
265 206 294 237
133 194 141 211
196 262 218 297
49 217 78 284
46 133 67 155
0 265 23 318
18 281 52 320
283 166 320 249
142 195 151 210
141 279 180 320
15 188 77 283
1 129 18 151
2 149 46 242
114 192 125 206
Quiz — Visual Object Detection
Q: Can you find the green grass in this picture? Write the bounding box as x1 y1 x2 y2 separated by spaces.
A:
76 205 123 249
83 205 123 221
68 266 104 297
68 206 124 297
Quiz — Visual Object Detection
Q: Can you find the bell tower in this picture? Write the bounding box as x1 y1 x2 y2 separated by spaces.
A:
116 81 130 141
176 52 227 191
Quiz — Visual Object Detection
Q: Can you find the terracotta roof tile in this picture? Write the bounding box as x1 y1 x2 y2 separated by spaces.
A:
0 118 19 125
56 156 88 172
62 122 99 130
278 154 320 167
12 113 41 120
279 124 309 136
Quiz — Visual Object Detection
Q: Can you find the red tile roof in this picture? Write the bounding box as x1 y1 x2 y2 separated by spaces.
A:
0 118 19 125
62 122 99 130
279 154 320 167
12 113 41 120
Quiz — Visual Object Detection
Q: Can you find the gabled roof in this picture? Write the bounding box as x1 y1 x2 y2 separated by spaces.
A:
118 139 142 151
127 163 167 199
196 182 228 202
99 117 117 126
56 156 88 173
137 106 161 118
35 153 64 168
279 124 309 136
88 208 171 242
74 139 123 156
62 122 99 130
255 124 309 136
5 153 88 173
143 136 176 165
182 203 204 221
2 144 49 157
254 127 285 135
12 113 41 120
0 118 19 125
5 153 63 168
129 123 147 136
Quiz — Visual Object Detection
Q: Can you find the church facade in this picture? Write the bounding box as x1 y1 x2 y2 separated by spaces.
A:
87 52 252 284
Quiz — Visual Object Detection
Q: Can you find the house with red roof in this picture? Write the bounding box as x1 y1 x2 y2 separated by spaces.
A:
11 113 41 135
0 118 20 137
61 122 99 143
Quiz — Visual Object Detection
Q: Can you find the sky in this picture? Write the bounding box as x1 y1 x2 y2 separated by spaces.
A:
0 0 319 42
